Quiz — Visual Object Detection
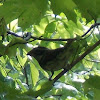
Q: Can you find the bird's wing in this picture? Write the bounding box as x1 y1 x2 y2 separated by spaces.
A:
39 48 64 68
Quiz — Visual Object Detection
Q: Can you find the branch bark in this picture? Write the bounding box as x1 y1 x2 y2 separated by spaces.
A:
53 39 100 82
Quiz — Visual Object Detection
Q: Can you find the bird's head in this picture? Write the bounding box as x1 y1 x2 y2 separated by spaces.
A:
27 46 48 62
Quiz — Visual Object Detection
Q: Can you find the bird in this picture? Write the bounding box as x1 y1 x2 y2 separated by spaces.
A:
27 40 78 78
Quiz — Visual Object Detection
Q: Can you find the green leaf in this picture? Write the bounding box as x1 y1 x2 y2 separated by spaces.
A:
0 41 6 56
0 0 48 30
36 80 53 91
0 66 7 77
0 71 5 82
7 36 26 47
73 0 100 22
0 17 7 37
56 21 70 38
34 17 49 36
30 62 39 86
32 57 49 78
0 81 23 100
25 80 53 97
4 37 26 57
17 52 27 67
16 79 27 92
93 88 100 100
84 75 100 90
0 56 6 63
50 0 77 22
83 75 100 99
62 20 77 38
4 77 15 88
45 21 56 35
10 58 22 71
82 58 94 69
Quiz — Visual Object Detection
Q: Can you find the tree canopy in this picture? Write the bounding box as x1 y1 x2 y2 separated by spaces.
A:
0 0 100 100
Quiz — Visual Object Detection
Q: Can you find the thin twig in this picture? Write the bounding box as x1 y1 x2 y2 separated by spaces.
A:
24 67 29 86
84 58 100 63
7 23 100 43
31 36 76 41
81 23 100 37
7 31 23 38
16 55 29 86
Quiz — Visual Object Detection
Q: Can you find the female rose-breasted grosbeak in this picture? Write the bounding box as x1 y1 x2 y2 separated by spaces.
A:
27 40 78 75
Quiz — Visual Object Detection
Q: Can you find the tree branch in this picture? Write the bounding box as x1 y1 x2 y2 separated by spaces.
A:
31 36 76 41
7 23 100 42
81 23 100 37
53 39 100 82
7 31 23 37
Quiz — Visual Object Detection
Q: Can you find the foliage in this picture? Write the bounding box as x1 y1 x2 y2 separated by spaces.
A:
0 0 100 100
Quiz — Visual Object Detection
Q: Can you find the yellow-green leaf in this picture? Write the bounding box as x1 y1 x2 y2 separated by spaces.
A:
30 62 39 86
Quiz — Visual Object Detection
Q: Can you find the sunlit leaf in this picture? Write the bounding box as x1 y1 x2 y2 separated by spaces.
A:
17 53 27 67
30 62 39 86
32 57 49 78
0 66 7 77
16 79 27 92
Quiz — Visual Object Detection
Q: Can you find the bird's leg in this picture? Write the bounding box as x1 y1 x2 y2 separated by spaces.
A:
49 71 54 80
